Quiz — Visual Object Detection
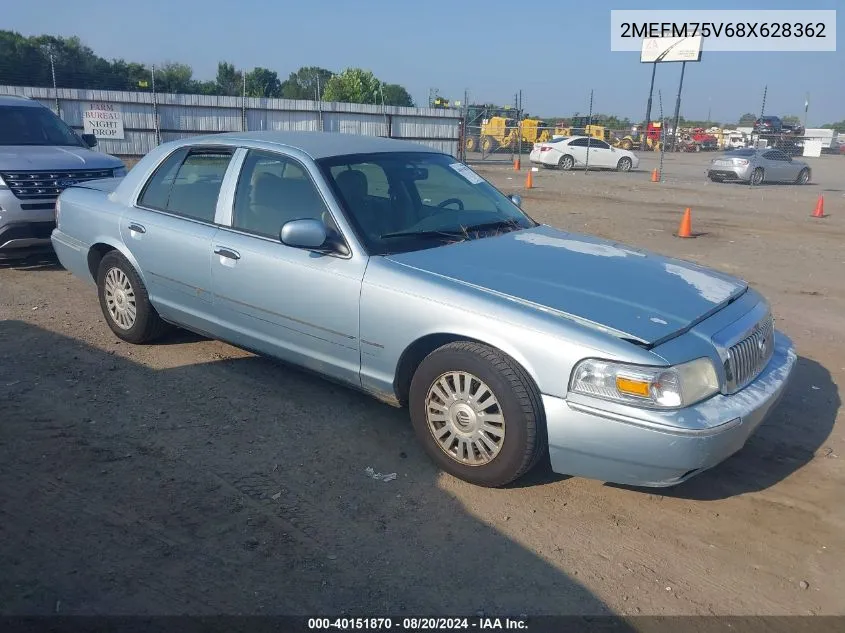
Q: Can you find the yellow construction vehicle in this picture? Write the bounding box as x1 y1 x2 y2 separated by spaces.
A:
554 117 616 143
477 116 551 152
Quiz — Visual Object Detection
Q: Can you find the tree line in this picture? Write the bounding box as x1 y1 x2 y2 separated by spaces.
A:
0 30 415 106
2 30 842 128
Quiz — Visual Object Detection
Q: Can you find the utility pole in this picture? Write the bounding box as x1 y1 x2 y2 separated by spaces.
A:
242 72 247 132
585 89 594 174
670 61 687 152
644 62 657 132
151 65 160 146
49 52 59 116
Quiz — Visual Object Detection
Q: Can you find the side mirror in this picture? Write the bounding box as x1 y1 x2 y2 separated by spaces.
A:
81 133 98 148
509 194 523 208
280 218 328 249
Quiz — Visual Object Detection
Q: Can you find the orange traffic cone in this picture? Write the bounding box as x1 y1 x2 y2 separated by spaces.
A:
811 194 826 218
525 170 534 189
676 207 694 238
514 158 521 171
651 168 660 182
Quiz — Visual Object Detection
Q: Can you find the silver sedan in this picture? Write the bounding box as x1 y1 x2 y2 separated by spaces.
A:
707 148 811 185
51 131 796 489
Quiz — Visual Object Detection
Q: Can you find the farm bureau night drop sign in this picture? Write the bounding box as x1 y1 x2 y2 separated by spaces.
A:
83 102 125 140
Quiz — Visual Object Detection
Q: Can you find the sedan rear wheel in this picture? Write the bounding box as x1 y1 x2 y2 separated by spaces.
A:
97 250 170 344
559 154 575 170
750 167 764 186
409 341 545 487
796 168 810 185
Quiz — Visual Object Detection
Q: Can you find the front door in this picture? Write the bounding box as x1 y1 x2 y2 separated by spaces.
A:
210 148 365 386
587 140 616 168
122 146 235 332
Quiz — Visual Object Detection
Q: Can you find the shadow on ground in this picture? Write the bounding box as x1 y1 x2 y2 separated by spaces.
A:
613 355 838 501
0 320 630 621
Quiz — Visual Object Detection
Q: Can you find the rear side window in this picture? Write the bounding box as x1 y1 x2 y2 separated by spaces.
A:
139 147 234 222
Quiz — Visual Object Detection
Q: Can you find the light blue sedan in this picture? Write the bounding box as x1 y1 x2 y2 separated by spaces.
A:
51 131 796 488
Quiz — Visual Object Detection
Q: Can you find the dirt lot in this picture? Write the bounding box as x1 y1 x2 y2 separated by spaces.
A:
1 151 843 617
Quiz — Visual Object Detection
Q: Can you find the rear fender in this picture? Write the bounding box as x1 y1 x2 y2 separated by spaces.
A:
87 236 148 287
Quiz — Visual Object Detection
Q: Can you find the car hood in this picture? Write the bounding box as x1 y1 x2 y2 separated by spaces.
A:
385 224 747 345
0 145 122 171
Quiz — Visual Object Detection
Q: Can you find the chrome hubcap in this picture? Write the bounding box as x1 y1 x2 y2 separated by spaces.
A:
104 267 137 330
425 371 505 466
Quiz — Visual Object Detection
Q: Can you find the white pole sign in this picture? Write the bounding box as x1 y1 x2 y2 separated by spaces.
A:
640 37 703 63
83 102 125 139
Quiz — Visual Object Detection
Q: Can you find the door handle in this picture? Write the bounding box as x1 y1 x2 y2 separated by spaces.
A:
128 222 146 234
214 247 241 261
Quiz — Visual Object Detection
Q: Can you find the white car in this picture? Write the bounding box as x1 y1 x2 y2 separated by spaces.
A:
529 135 640 172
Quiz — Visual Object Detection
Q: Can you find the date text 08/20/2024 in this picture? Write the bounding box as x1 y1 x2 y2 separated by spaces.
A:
307 617 528 630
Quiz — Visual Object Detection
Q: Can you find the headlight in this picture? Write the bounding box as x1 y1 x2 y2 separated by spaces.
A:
113 166 128 178
569 357 719 409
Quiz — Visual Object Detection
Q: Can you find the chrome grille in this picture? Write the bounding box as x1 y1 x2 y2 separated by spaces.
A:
0 169 114 200
725 315 775 393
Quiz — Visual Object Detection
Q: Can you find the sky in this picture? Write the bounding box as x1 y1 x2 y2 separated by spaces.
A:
4 0 843 125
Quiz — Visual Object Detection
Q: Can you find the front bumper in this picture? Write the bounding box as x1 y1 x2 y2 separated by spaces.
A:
0 221 56 259
543 332 797 487
0 189 58 259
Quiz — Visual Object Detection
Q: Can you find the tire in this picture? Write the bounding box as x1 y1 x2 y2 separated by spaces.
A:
481 136 498 153
465 136 479 153
408 341 545 488
796 168 810 185
616 157 632 172
750 167 764 186
96 250 170 344
559 154 575 170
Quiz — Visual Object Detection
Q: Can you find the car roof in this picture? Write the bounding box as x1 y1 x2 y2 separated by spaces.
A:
178 130 445 160
0 94 43 107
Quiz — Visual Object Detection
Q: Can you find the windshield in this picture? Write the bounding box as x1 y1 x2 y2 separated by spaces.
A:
317 152 537 255
0 105 85 147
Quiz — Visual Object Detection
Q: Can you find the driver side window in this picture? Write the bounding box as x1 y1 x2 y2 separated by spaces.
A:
232 150 332 239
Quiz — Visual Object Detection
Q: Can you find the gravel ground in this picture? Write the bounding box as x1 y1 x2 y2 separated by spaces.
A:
1 150 843 617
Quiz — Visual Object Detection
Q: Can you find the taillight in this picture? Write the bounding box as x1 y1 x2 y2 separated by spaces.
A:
539 147 551 152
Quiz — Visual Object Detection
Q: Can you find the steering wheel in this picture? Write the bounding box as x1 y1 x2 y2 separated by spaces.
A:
437 198 465 211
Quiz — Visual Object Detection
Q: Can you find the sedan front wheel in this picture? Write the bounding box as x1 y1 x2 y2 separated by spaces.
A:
409 341 545 487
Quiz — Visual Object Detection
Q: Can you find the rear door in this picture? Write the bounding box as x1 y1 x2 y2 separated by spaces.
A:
122 145 235 331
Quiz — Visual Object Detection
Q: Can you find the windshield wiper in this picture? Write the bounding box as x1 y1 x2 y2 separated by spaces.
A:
458 219 524 234
380 229 468 240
